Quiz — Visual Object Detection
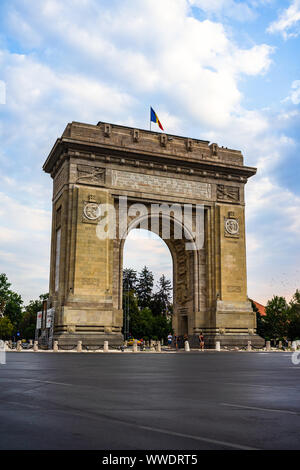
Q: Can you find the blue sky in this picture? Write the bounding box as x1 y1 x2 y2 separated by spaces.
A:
0 0 300 304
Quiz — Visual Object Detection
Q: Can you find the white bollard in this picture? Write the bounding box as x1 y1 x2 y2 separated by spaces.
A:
247 341 252 351
215 341 221 351
0 340 5 364
29 340 33 346
266 340 271 351
53 340 59 352
17 340 22 352
278 340 283 349
33 341 38 352
133 340 138 352
184 340 190 352
103 341 109 352
77 340 82 352
156 342 161 352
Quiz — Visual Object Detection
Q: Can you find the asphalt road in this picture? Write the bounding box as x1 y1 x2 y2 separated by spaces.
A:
0 351 299 450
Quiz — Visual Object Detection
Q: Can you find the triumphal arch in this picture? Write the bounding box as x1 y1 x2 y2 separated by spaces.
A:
43 121 263 348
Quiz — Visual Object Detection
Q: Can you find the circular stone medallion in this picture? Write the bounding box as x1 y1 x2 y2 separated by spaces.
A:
83 202 100 220
225 218 239 235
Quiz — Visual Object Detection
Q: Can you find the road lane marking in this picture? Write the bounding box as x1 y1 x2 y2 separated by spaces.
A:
221 402 299 416
22 378 72 387
128 423 259 450
98 415 259 450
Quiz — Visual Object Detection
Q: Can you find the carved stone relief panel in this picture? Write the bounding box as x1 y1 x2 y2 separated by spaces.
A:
217 184 239 202
77 165 105 186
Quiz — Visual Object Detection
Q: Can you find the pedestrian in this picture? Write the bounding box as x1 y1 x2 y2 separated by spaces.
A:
199 332 204 351
167 333 173 348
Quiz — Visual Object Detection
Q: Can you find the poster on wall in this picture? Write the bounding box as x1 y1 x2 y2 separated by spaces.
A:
46 308 54 328
36 311 42 329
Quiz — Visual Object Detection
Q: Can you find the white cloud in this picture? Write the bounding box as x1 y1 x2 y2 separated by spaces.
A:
267 0 300 39
284 80 300 104
245 174 300 303
0 192 51 303
233 44 273 76
123 230 173 289
277 109 299 120
4 0 274 131
0 80 6 104
188 0 256 21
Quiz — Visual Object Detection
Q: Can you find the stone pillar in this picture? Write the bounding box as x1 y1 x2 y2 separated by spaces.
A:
77 340 82 352
133 340 138 352
266 341 271 351
29 340 33 346
103 341 109 352
212 204 263 349
184 340 190 352
17 341 22 352
53 340 59 352
33 341 38 352
278 341 283 349
215 341 221 351
156 342 161 352
288 341 291 349
247 341 252 351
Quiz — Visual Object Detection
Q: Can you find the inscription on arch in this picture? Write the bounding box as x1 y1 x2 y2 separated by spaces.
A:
111 170 211 199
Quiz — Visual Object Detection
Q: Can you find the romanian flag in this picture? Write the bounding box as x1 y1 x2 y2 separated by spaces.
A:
150 107 164 131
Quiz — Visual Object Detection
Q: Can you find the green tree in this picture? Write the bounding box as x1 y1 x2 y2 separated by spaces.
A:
136 266 154 309
251 300 266 338
264 296 289 340
123 268 138 292
288 290 300 340
0 316 14 339
128 307 172 342
152 314 173 341
0 273 12 315
151 274 172 316
4 292 23 334
123 289 139 338
129 307 153 340
20 294 48 340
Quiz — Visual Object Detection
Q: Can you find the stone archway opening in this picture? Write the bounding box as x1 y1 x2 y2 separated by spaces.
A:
123 228 173 339
118 212 201 339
